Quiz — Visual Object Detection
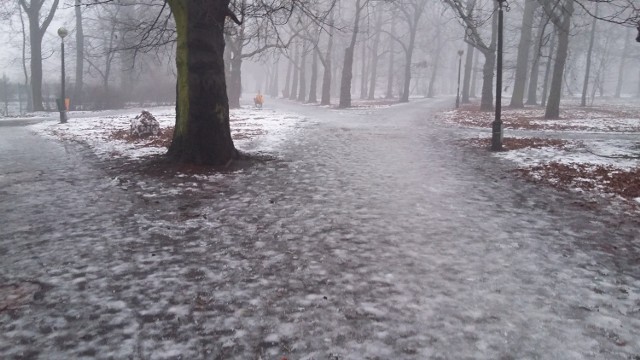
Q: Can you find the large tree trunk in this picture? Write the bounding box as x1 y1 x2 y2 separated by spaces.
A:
20 0 59 112
308 48 318 103
580 4 598 107
74 0 84 110
479 7 498 111
509 0 538 108
479 50 496 111
339 0 362 108
545 1 573 119
167 0 238 165
28 18 44 111
320 17 334 105
400 32 416 102
615 27 631 98
461 44 474 103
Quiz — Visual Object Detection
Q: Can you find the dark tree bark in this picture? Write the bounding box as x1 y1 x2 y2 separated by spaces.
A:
19 0 60 111
461 43 474 103
580 4 598 107
167 0 238 165
544 0 574 119
339 0 364 108
509 0 538 108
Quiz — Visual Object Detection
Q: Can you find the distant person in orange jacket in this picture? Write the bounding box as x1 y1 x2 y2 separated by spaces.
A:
254 92 264 108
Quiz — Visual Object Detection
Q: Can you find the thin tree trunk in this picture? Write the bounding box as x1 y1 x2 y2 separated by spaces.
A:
367 7 383 100
290 42 299 100
470 53 479 98
541 28 556 107
18 6 31 111
360 40 368 99
580 4 598 107
308 47 318 103
229 54 242 108
526 13 548 105
386 21 396 99
297 42 307 102
427 26 442 98
509 0 538 108
320 15 334 105
614 26 630 98
283 56 292 98
74 0 84 110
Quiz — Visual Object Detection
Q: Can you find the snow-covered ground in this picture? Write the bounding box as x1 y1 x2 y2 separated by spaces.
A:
441 103 640 206
28 105 307 161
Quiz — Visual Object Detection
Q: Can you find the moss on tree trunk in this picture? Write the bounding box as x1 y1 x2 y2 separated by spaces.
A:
167 0 239 165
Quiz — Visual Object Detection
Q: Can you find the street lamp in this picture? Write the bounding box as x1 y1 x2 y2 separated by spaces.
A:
58 27 68 124
456 50 464 108
491 0 506 151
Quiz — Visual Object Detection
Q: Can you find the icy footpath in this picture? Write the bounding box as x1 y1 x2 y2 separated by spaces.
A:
1 98 639 359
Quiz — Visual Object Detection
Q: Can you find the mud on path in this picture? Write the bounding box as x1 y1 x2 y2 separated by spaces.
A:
1 99 640 359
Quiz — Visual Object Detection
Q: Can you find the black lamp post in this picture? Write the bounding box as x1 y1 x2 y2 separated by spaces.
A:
456 50 464 108
491 0 506 151
58 27 68 124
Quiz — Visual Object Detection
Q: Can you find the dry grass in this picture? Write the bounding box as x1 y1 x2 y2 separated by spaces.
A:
516 162 640 200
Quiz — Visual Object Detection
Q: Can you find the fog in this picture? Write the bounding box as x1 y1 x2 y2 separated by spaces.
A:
0 0 638 115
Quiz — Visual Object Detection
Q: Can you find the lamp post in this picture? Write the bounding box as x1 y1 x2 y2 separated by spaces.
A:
456 50 464 108
491 0 506 151
58 27 68 124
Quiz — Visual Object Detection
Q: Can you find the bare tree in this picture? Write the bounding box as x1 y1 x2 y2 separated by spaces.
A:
338 0 368 108
510 0 539 108
19 0 60 111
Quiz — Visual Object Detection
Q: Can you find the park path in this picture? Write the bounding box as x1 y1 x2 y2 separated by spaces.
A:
1 99 639 359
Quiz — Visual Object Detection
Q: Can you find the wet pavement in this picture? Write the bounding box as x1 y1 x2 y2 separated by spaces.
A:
1 99 639 359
